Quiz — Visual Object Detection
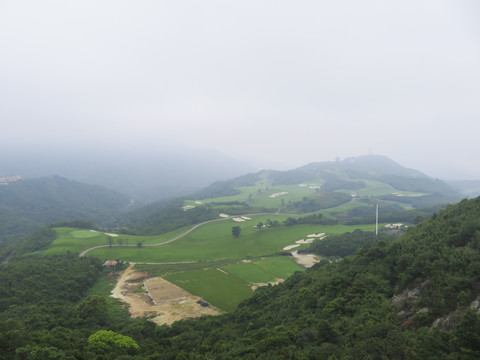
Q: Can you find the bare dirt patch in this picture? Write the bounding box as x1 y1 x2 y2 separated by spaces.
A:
291 250 322 268
145 277 189 304
111 264 222 325
251 278 284 291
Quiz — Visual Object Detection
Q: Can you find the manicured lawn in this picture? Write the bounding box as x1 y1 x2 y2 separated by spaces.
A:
253 256 305 279
184 182 326 211
222 256 304 284
86 218 375 263
44 226 191 255
165 268 253 312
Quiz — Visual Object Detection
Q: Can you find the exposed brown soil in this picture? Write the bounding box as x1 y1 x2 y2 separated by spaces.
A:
111 264 222 325
291 251 322 268
251 278 284 291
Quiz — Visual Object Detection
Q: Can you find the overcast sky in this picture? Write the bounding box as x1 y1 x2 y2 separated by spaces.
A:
1 1 479 178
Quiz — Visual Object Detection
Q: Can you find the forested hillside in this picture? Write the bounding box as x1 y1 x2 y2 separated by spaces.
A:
2 197 480 358
0 176 130 243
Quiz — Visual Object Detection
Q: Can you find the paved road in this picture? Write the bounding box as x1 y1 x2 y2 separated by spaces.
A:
78 217 230 257
78 198 355 258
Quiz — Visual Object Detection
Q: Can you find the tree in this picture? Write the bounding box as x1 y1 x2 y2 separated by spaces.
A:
87 330 139 356
118 238 123 246
257 222 264 229
106 236 113 247
77 295 108 326
232 226 241 238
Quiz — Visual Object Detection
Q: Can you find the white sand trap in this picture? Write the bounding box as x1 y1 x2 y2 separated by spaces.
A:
299 184 308 187
90 230 98 232
269 191 289 198
195 201 203 204
307 233 325 237
309 186 321 189
233 218 246 222
183 205 195 209
283 244 300 250
105 233 119 237
219 213 229 218
241 216 251 220
296 239 314 244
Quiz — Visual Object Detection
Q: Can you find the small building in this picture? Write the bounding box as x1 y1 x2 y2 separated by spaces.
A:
102 260 118 268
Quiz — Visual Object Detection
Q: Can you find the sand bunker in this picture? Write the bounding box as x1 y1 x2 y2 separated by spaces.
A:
233 218 246 222
307 233 325 237
295 239 314 244
219 213 229 218
269 192 289 198
241 216 251 220
283 244 301 250
105 233 119 237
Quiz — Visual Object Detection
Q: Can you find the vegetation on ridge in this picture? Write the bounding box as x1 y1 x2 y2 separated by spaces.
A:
1 196 480 358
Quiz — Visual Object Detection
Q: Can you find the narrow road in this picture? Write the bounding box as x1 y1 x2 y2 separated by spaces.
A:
79 217 230 257
79 198 356 258
111 263 135 301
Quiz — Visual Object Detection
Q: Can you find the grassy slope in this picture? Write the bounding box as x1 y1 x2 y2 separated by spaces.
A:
47 220 371 311
86 219 375 262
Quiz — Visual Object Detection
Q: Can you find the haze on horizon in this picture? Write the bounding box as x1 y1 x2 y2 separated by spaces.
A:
1 1 479 179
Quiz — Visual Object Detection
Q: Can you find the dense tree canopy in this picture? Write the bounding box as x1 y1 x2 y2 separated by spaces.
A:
2 197 480 358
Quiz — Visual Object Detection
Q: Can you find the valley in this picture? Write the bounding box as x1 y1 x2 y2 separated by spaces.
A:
2 154 478 359
22 155 462 316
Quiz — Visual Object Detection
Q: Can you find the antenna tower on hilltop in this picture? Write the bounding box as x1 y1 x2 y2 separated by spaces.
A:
375 203 379 237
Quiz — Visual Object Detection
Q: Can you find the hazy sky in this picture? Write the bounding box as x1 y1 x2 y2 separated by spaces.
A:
1 1 479 178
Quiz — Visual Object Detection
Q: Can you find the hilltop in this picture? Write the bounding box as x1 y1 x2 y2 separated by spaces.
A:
121 155 461 235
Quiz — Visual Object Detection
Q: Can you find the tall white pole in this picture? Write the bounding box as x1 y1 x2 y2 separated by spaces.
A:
376 203 378 237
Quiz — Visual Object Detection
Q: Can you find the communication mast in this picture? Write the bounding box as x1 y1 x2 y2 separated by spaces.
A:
375 203 379 237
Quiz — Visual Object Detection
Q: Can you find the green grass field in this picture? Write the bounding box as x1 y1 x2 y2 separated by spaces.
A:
162 256 305 312
47 210 377 313
44 226 192 255
222 257 304 283
165 268 254 312
85 218 375 262
183 181 326 211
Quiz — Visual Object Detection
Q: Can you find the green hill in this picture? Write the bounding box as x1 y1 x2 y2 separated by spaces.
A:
118 155 461 238
1 196 480 358
0 176 130 243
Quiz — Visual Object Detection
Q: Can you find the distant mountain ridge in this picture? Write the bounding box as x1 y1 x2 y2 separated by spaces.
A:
302 155 426 177
193 154 459 201
121 155 462 236
0 144 256 202
0 176 130 242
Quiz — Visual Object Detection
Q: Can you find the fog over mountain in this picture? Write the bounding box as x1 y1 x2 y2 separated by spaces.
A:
0 143 255 201
1 1 480 181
